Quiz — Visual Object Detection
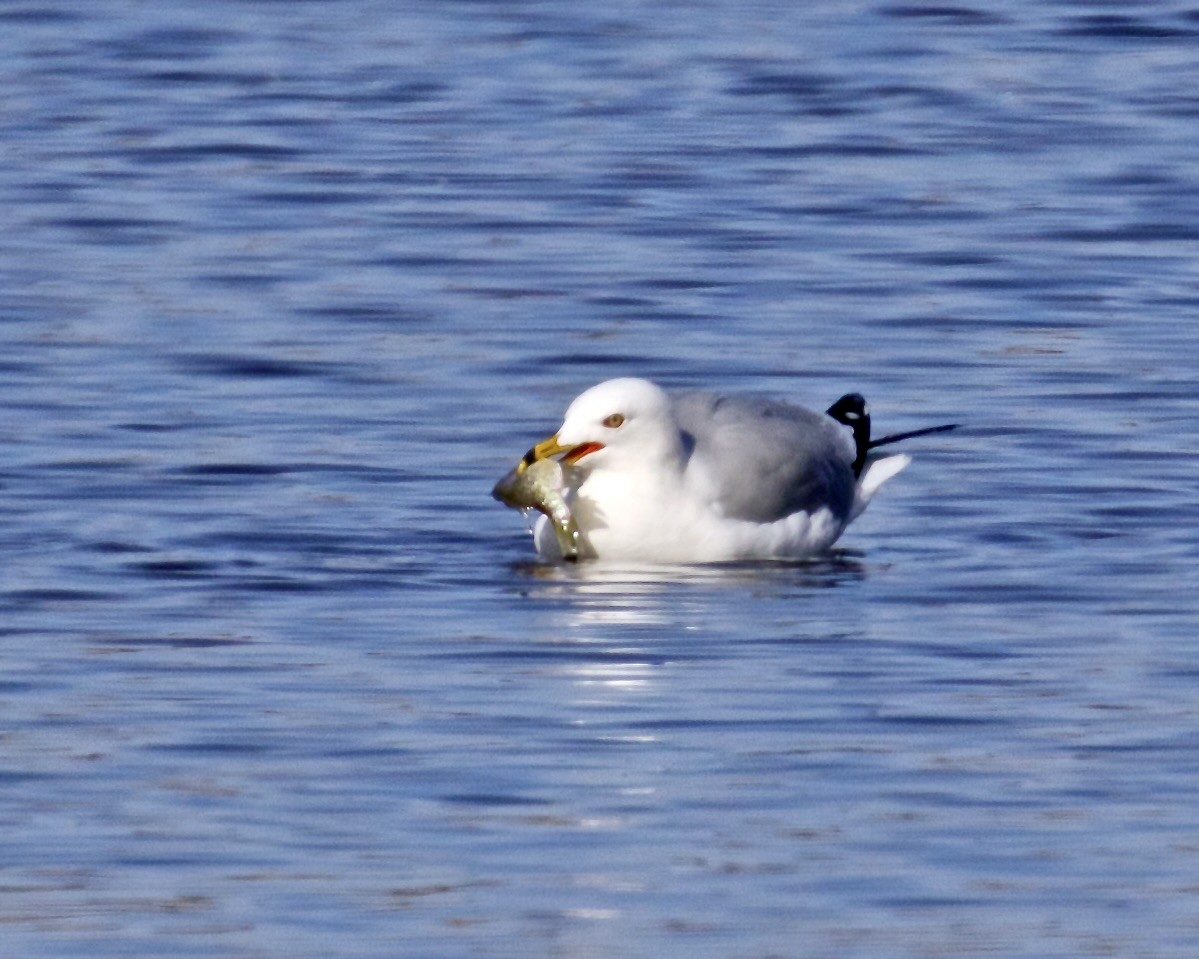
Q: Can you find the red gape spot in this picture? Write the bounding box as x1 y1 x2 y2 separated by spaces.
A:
564 442 604 464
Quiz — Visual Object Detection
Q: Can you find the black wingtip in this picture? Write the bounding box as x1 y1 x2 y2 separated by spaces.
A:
826 393 871 478
868 423 959 449
828 395 960 473
825 393 868 424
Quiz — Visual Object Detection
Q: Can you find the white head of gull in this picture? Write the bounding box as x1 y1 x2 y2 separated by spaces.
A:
525 377 933 564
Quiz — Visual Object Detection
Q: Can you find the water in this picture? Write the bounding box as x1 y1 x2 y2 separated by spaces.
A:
2 1 1198 956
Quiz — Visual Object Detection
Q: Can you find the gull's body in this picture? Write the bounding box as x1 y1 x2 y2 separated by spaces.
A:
525 378 918 564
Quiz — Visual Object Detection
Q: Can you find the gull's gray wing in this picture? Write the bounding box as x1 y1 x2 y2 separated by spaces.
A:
673 391 856 523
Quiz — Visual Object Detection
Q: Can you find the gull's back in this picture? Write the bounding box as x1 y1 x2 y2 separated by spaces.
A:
673 391 856 524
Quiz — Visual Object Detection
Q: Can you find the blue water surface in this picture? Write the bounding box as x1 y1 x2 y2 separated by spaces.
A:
2 2 1198 957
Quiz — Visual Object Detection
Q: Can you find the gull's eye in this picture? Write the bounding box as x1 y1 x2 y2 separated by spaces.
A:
602 413 625 429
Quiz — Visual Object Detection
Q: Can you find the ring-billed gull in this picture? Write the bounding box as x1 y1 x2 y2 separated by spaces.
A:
512 377 954 563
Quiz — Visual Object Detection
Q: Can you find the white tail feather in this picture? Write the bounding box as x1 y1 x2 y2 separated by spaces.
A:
851 453 911 520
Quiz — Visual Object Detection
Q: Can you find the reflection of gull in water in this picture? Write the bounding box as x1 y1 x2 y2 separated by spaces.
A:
508 559 869 762
516 561 680 628
520 378 956 564
569 661 656 695
512 554 867 629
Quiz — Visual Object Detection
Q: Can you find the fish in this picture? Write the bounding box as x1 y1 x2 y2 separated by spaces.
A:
492 453 582 561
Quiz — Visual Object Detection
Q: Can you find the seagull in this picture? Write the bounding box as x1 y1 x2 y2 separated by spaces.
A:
519 377 956 563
